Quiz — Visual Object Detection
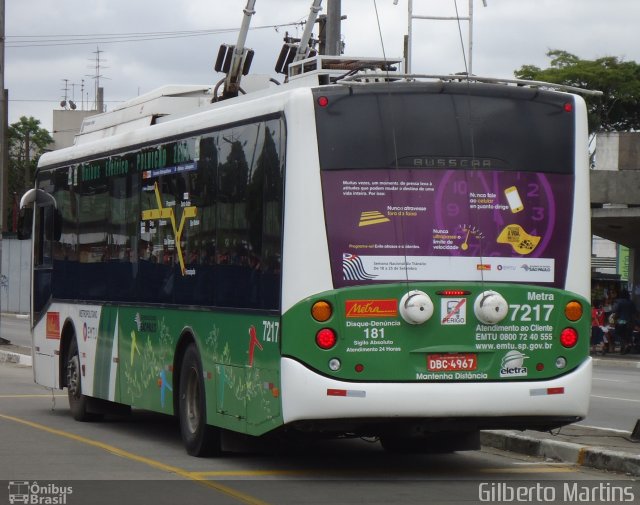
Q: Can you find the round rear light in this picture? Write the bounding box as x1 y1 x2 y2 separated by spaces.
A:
560 328 578 348
316 328 337 349
317 96 329 107
311 301 332 322
564 102 573 113
564 301 583 322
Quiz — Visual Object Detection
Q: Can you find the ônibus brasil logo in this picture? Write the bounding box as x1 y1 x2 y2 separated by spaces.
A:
8 481 73 504
499 350 529 378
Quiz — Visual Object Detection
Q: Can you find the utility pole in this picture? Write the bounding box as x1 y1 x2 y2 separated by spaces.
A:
0 0 5 322
325 0 341 56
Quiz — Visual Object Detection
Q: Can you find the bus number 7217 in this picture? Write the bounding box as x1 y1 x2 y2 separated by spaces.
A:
509 304 554 322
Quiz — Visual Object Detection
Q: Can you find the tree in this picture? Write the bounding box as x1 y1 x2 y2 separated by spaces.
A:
515 50 640 133
6 116 53 228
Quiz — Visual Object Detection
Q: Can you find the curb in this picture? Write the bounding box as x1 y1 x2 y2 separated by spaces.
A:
1 313 29 319
0 348 33 367
481 430 640 477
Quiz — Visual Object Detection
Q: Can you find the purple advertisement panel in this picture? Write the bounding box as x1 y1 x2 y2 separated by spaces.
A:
321 169 574 289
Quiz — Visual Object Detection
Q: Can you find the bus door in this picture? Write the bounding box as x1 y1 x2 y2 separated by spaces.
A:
19 187 61 388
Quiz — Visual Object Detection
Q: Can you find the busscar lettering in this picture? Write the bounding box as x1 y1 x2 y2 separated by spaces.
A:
412 158 492 168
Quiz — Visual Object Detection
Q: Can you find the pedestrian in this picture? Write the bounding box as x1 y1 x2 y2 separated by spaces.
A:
613 290 636 354
591 300 606 354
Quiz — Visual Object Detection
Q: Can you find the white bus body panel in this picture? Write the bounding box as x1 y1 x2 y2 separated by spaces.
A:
281 89 333 314
281 357 592 422
564 95 591 300
32 303 107 398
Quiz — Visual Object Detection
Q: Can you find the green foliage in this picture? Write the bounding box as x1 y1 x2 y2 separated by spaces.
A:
6 116 53 227
515 50 640 133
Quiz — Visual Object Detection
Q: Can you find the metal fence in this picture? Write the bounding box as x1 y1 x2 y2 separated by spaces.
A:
1 237 31 314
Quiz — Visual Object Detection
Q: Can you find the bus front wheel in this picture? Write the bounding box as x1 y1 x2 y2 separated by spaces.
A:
178 344 221 457
67 339 100 421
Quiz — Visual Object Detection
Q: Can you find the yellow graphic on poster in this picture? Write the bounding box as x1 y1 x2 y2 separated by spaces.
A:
359 211 390 227
497 224 541 255
141 182 197 275
504 186 524 213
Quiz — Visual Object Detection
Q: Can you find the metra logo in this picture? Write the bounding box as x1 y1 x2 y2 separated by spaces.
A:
358 211 390 227
499 350 529 377
346 299 398 318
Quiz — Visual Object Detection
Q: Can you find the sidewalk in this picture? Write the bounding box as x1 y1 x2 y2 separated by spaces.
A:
2 341 639 474
483 351 640 476
482 424 640 477
0 343 32 366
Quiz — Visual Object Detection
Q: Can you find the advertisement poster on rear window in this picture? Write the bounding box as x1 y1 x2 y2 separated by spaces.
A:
321 169 573 289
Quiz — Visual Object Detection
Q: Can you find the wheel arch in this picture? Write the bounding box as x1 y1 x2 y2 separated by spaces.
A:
59 318 77 388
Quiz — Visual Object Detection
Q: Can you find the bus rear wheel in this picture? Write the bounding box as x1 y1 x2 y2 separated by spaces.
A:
179 344 221 457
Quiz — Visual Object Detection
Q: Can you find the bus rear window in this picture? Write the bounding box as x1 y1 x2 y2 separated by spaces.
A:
314 83 575 174
315 84 577 290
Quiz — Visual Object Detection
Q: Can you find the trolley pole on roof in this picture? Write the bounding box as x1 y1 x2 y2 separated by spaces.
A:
222 0 257 98
294 0 323 62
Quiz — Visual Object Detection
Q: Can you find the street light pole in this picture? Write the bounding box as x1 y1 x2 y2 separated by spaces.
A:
325 0 341 56
0 0 6 320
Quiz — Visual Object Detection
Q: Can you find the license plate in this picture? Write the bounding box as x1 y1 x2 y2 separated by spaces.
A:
427 353 477 372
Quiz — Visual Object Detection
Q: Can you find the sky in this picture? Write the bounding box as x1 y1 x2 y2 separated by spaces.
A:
5 0 640 133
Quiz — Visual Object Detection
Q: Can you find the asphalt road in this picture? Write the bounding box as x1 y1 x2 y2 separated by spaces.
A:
1 362 638 505
579 362 640 432
0 314 30 348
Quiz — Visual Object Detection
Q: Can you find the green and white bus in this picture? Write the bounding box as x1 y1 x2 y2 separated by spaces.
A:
20 51 593 455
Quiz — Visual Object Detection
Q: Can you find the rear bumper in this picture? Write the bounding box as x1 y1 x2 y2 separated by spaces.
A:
281 357 592 427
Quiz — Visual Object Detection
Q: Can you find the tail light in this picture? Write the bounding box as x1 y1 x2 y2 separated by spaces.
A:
311 300 332 322
316 328 337 350
564 301 583 322
560 328 578 348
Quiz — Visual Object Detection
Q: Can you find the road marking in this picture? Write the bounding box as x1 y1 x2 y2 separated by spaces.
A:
478 466 574 474
592 378 627 383
577 424 631 434
591 394 640 403
191 469 312 478
0 394 65 398
0 413 270 505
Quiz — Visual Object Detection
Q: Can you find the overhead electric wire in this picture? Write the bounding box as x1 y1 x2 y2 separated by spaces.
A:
6 22 303 48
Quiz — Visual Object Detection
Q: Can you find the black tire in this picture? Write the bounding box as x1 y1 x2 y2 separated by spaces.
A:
66 338 100 421
179 344 221 457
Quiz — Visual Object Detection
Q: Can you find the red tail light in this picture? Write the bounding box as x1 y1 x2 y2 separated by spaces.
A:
560 328 578 348
316 328 337 350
